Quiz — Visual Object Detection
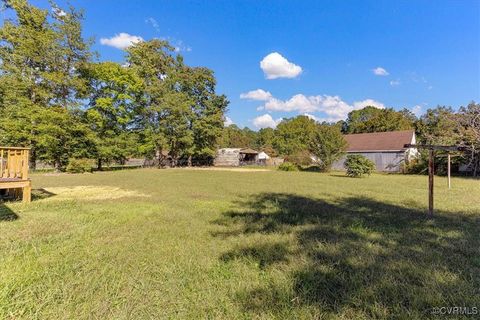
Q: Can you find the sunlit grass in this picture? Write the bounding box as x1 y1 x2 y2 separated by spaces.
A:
1 169 479 319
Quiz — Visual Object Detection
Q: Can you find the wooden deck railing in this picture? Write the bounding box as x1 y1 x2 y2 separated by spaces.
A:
0 146 30 180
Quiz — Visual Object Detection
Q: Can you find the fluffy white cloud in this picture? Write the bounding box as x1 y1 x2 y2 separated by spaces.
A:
100 33 143 50
373 67 389 76
224 116 234 127
255 93 386 122
260 52 302 79
252 114 283 129
352 99 386 110
240 89 272 101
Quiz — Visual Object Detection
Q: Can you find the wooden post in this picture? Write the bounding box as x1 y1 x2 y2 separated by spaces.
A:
428 149 434 217
447 153 451 189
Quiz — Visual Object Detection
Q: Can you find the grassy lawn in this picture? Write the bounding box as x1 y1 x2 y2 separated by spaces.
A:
1 169 479 319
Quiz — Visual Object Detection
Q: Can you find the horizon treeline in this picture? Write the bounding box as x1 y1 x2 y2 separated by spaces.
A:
220 105 480 175
0 0 478 175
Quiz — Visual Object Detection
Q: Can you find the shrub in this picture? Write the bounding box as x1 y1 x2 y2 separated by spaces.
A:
344 154 375 177
285 150 312 166
278 162 299 171
66 158 94 174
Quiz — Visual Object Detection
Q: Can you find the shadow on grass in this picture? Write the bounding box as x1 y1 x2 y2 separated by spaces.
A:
0 202 18 221
32 188 56 201
213 193 480 318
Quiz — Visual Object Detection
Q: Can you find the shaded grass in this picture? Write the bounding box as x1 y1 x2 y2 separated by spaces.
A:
0 169 479 319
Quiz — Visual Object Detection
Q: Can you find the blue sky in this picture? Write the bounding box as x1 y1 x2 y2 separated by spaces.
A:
25 1 480 128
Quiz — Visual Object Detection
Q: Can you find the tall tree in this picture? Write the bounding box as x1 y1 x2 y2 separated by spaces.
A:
309 124 347 171
255 127 277 156
219 125 256 148
415 106 465 175
0 0 92 170
177 66 228 165
274 115 317 156
344 106 414 133
126 39 181 165
458 102 480 176
82 61 143 169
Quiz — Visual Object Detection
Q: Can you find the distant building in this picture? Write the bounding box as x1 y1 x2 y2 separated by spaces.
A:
214 148 282 166
214 148 259 166
332 130 419 172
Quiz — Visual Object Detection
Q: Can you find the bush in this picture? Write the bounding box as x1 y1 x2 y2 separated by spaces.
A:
278 162 299 171
344 155 375 177
285 150 312 166
66 158 94 174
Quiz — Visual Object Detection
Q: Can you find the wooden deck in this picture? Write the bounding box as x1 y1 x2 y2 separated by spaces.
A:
0 147 31 203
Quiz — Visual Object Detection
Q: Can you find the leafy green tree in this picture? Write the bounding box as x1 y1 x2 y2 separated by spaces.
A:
415 106 464 175
309 124 347 171
126 39 178 164
273 115 317 156
177 66 228 164
344 106 414 133
158 90 194 166
458 102 480 176
82 61 143 169
254 127 277 155
0 0 93 170
219 125 257 148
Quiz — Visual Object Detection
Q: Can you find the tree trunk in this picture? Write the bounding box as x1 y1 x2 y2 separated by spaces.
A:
54 159 62 173
29 148 37 171
188 155 192 167
97 158 102 171
474 154 479 177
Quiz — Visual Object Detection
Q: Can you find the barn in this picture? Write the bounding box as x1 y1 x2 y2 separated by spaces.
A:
332 130 418 172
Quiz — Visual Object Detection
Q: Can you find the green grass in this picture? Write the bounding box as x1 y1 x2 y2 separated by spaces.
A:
1 169 479 319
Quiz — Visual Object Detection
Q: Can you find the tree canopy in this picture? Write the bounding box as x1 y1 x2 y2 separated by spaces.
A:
0 0 228 169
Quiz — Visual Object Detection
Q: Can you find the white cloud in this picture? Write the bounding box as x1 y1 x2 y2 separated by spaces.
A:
255 93 385 122
100 33 143 50
303 113 317 121
240 89 272 101
352 99 386 110
373 67 389 76
224 116 234 127
145 17 160 32
411 105 422 117
390 79 401 86
252 114 283 129
260 52 302 79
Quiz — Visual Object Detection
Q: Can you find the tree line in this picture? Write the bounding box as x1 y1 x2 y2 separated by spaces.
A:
0 0 228 170
221 105 480 175
1 0 478 175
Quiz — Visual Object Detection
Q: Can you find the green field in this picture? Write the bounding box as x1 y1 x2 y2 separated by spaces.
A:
1 169 479 319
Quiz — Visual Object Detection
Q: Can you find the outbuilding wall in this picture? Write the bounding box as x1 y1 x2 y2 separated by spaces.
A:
214 148 241 167
332 151 406 172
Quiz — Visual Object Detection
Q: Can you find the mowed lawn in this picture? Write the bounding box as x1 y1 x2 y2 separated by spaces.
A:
1 169 479 319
